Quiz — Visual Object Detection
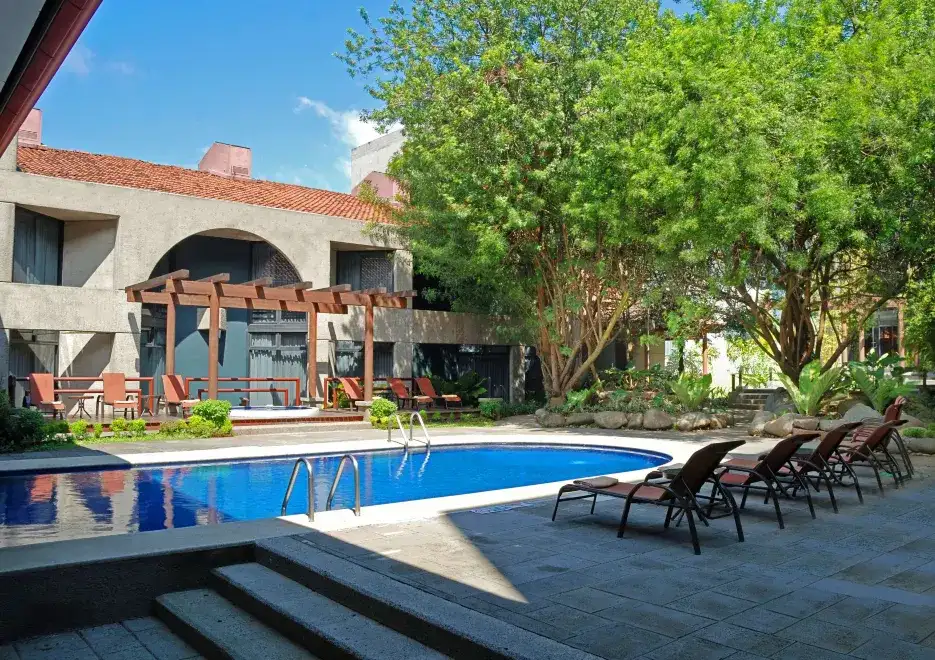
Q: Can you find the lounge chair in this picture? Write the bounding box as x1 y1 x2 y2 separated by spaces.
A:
782 421 864 510
162 375 199 418
337 377 365 410
415 377 461 408
717 432 821 528
552 440 746 555
28 373 65 419
847 397 913 478
832 420 905 494
387 378 432 410
102 372 138 419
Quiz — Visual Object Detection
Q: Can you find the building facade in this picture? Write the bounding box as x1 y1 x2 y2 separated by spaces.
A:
0 115 523 407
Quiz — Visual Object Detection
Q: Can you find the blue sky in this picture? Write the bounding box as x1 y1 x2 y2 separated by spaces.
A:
38 1 682 193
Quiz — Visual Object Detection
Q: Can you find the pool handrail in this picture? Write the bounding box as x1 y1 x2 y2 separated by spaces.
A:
388 411 431 449
326 454 361 516
389 413 410 448
281 457 315 521
409 411 431 448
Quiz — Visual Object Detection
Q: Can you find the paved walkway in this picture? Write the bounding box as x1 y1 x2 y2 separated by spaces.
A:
295 456 935 659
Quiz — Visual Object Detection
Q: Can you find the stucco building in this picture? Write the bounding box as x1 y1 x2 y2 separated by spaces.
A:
0 113 523 407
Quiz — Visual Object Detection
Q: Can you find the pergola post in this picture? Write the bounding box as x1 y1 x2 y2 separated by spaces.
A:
208 284 220 399
701 333 709 375
165 280 176 376
307 305 318 400
364 301 374 400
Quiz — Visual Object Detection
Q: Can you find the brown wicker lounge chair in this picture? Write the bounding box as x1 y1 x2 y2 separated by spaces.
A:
717 432 820 528
387 378 432 409
831 420 904 494
415 377 461 408
337 377 365 410
552 440 746 555
28 373 65 419
846 397 913 478
775 421 864 511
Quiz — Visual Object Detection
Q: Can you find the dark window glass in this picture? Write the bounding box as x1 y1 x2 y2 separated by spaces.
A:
12 208 62 285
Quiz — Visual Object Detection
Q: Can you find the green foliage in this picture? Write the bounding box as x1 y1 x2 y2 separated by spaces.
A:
847 353 915 412
216 419 234 437
93 423 103 439
601 366 676 393
671 374 714 412
432 372 487 406
186 415 215 438
903 424 935 438
479 400 502 420
500 401 541 417
110 417 129 437
44 420 70 436
905 273 935 374
431 411 442 422
778 361 844 416
726 337 775 388
562 381 601 413
370 396 398 423
69 420 90 441
0 392 49 451
128 418 147 437
159 420 188 436
191 399 231 427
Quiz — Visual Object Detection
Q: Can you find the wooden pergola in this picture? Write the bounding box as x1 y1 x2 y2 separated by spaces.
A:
125 269 415 401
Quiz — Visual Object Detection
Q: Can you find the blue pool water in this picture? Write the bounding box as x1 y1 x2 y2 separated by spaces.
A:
0 443 669 547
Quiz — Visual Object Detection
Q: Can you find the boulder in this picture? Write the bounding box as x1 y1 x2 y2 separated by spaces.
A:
763 412 799 438
714 412 733 429
749 410 775 436
626 413 644 429
792 416 821 431
676 412 716 432
837 395 869 416
535 408 549 422
538 412 568 428
901 414 926 429
594 411 628 429
764 389 793 413
906 435 935 455
841 404 882 424
643 409 674 430
566 412 596 426
818 418 846 432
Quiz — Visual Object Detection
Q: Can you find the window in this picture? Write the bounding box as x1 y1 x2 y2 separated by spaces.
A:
336 251 394 290
248 331 308 403
250 243 304 325
334 341 394 378
864 308 900 356
13 208 62 285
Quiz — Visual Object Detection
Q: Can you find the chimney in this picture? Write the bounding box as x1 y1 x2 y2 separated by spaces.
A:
352 171 402 202
198 142 251 179
16 108 42 146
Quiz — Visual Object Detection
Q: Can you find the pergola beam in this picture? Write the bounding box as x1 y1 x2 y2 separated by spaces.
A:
126 269 190 292
128 290 348 314
277 281 316 290
359 287 388 295
197 273 231 283
157 280 409 308
314 284 352 293
241 277 273 286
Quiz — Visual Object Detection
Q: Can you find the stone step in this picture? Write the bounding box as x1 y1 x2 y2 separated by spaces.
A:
730 402 766 410
255 536 603 660
155 588 317 659
212 563 447 660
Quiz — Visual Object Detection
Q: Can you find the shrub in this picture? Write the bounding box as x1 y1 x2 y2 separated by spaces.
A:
499 400 539 417
191 399 232 427
370 396 398 422
480 400 502 420
0 392 49 451
93 422 104 439
128 418 147 437
431 411 442 422
671 374 714 411
186 415 215 438
110 417 129 437
431 371 487 406
159 420 188 436
69 420 90 441
847 353 915 412
44 420 70 437
216 419 234 437
778 361 844 417
903 427 932 438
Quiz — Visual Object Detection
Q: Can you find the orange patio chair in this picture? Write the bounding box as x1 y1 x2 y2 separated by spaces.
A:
415 377 461 408
28 373 65 419
162 375 199 418
337 377 366 410
387 378 431 410
102 372 138 419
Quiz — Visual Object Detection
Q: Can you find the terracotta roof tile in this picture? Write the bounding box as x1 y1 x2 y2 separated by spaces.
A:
15 145 386 223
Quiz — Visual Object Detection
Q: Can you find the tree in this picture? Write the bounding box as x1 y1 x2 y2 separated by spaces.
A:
905 273 935 384
575 0 935 384
342 0 662 399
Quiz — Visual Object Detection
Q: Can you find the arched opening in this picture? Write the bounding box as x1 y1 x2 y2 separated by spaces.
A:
140 230 308 405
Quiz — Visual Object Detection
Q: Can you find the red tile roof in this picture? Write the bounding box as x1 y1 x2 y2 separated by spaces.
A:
15 144 386 223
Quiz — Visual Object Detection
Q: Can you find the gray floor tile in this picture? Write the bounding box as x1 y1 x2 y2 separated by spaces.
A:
457 596 577 641
863 603 935 643
596 572 711 605
121 618 162 633
774 617 874 654
833 552 929 585
550 586 632 613
79 624 142 656
647 636 735 660
526 604 611 634
131 625 198 660
598 598 715 637
0 646 18 660
693 621 793 655
565 623 672 660
879 561 935 593
15 633 91 660
770 641 851 659
850 637 935 660
812 595 892 624
713 577 799 604
723 606 798 634
100 650 157 660
760 588 844 618
667 590 755 620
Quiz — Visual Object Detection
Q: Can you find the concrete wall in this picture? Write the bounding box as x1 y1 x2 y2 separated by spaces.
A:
349 130 405 189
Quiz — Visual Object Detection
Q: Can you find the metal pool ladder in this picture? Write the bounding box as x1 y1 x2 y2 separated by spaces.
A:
281 455 362 522
388 411 431 449
326 454 361 516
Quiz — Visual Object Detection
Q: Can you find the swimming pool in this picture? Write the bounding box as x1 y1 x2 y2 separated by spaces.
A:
0 443 669 547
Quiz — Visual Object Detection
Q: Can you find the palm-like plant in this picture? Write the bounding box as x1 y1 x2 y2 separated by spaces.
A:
671 373 713 411
778 361 843 417
848 352 914 412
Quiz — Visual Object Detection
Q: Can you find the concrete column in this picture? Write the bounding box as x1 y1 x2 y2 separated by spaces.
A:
509 344 526 404
393 250 413 302
394 341 413 380
0 136 16 171
0 328 9 399
0 202 14 282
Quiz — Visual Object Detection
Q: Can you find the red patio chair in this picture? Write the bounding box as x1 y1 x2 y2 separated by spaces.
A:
387 378 431 410
102 373 137 419
415 377 461 408
337 377 365 410
162 375 199 418
28 373 65 419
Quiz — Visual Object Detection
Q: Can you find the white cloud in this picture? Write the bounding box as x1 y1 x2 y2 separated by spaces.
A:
63 44 94 76
108 61 136 75
293 97 382 148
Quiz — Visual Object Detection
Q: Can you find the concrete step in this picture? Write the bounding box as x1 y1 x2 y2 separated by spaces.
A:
212 563 447 660
155 588 317 660
730 402 766 410
255 536 603 660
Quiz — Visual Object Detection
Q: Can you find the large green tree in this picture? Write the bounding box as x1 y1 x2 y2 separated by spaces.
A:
343 0 663 399
576 0 935 383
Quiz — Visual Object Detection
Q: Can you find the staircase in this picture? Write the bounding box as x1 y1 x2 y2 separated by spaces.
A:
728 388 777 424
152 536 602 659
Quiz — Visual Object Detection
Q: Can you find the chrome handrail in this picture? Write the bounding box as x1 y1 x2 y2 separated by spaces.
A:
409 411 431 448
326 454 361 516
281 457 315 521
388 413 409 447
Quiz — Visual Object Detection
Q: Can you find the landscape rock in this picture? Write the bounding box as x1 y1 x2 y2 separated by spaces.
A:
643 409 674 430
676 412 716 432
765 389 793 413
749 410 776 436
837 395 869 416
841 404 882 424
535 408 548 422
901 414 925 429
763 412 799 438
538 412 568 428
566 412 596 426
626 413 643 429
906 435 935 455
714 412 733 429
792 416 821 431
819 418 846 432
594 411 628 429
